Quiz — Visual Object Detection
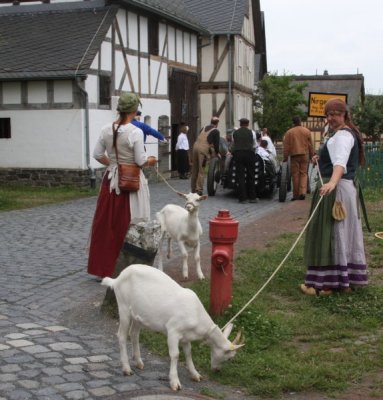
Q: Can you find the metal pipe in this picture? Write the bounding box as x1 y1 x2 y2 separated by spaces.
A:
75 77 93 187
227 34 232 129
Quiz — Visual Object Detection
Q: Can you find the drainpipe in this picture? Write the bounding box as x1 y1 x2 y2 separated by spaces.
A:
227 34 233 129
76 77 96 188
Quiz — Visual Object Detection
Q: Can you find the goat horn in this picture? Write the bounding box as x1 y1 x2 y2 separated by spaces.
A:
232 330 242 345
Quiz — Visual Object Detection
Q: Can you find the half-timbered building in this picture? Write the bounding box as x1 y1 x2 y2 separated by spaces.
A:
0 0 266 186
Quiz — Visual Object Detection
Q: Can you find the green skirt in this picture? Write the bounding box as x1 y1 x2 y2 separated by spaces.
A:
304 179 336 266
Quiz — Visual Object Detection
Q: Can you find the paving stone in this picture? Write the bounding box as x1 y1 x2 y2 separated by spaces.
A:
6 339 34 348
50 342 83 351
88 386 116 397
22 344 51 354
18 379 40 389
65 357 88 364
4 333 28 340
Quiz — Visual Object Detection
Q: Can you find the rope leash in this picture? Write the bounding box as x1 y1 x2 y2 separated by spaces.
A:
153 166 180 194
222 165 324 330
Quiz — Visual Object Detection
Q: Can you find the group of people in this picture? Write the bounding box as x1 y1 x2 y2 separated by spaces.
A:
87 93 367 298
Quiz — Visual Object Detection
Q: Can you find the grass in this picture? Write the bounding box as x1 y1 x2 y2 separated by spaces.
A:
2 183 382 398
140 186 383 399
0 185 98 211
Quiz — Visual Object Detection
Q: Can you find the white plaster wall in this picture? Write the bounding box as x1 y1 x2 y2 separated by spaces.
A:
201 43 214 81
168 26 175 61
199 93 227 134
139 16 148 53
53 80 73 103
176 29 183 63
183 32 191 65
0 110 84 169
141 57 149 94
85 75 98 105
150 59 168 95
117 9 127 47
100 41 112 72
159 23 167 57
28 81 47 104
191 35 197 66
128 12 138 50
3 82 21 104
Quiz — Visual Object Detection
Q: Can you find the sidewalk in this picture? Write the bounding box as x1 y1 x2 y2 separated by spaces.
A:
0 178 309 400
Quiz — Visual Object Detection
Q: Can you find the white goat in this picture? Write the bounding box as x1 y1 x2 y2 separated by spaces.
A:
101 264 243 391
156 192 207 280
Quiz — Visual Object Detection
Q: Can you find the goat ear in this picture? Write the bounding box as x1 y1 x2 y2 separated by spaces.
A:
199 195 208 201
176 191 187 198
227 343 245 352
222 323 233 338
232 330 243 345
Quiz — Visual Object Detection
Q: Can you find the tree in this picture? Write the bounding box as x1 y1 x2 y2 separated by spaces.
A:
254 74 307 140
351 95 383 142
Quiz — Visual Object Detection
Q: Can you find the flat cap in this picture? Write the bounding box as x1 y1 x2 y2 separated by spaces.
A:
239 118 249 125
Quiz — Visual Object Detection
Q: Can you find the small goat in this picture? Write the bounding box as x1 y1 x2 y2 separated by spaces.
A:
101 264 243 391
156 192 207 280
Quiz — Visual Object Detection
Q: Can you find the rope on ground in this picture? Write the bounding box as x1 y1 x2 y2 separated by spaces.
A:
375 232 383 240
222 164 324 331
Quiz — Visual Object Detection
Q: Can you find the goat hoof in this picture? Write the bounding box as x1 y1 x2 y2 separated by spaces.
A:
136 361 144 370
192 374 202 382
170 382 182 391
122 368 133 376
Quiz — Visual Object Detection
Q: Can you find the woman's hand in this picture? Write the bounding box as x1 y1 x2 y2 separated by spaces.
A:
146 156 157 167
311 154 319 165
319 181 336 196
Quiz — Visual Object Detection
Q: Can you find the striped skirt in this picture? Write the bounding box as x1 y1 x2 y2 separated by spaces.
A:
304 179 367 290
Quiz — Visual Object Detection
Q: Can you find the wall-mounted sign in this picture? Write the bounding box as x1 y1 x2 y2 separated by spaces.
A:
308 92 348 117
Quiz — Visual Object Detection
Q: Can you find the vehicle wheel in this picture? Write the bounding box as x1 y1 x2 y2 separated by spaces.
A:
207 157 221 196
278 162 290 202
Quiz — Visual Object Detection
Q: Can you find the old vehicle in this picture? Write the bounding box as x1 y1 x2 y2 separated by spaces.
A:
207 149 280 198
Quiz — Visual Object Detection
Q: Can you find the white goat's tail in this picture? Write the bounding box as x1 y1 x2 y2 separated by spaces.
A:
101 277 115 290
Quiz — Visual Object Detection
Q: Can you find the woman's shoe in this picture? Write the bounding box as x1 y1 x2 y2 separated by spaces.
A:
319 289 333 296
341 287 353 294
300 284 316 296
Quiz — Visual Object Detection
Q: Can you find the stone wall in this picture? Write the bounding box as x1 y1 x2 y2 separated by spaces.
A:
0 166 167 188
0 168 104 188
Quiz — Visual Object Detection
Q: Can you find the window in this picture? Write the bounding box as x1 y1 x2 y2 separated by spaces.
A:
148 17 159 56
0 118 11 139
99 75 111 106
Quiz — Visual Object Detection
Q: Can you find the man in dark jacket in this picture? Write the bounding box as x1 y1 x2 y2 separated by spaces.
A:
232 118 258 203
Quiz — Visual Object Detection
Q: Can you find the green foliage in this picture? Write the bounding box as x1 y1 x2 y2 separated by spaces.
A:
352 95 383 142
254 73 308 140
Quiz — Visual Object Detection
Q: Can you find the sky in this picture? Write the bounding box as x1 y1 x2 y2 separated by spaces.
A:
260 0 383 95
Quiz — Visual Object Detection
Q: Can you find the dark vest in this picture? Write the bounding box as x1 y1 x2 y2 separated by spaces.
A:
232 127 254 152
319 128 359 180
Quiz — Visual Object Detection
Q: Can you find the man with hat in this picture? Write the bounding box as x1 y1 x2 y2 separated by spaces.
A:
232 118 258 203
283 116 314 200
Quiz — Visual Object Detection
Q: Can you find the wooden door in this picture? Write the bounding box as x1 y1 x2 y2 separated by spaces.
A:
169 69 198 171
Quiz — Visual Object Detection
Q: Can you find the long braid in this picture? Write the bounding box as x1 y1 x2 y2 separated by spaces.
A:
345 112 365 166
112 112 128 148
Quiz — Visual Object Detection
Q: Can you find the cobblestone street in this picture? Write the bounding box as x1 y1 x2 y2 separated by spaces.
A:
0 178 292 400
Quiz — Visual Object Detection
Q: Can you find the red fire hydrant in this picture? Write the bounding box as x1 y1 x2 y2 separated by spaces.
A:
209 209 239 316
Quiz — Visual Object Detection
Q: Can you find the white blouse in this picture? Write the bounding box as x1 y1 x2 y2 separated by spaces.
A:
326 129 355 175
93 122 150 223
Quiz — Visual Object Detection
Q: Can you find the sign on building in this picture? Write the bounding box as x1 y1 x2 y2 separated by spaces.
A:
308 92 348 117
